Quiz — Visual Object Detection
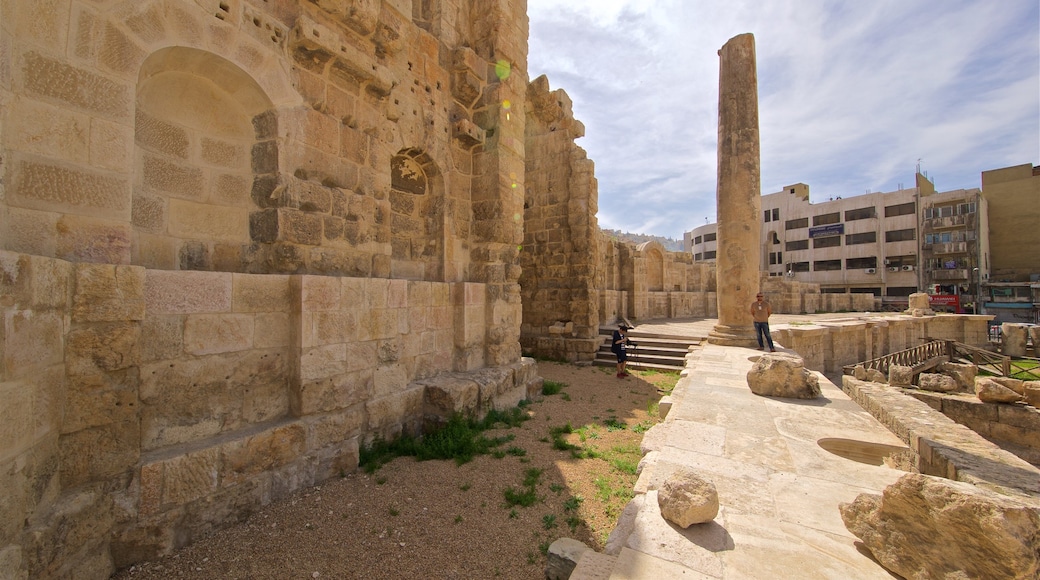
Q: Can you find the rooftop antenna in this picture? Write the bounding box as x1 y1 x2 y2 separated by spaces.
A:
916 158 922 174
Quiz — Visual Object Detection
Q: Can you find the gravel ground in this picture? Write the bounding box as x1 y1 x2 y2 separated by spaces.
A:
113 362 678 580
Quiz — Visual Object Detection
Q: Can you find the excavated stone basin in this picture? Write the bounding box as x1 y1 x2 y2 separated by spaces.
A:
818 437 910 468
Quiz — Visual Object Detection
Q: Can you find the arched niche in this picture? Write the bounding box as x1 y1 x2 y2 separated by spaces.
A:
389 148 444 281
637 241 666 292
132 46 277 270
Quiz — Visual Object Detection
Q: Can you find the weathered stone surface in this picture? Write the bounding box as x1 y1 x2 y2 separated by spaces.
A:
656 467 719 527
976 377 1024 404
746 352 820 399
72 264 145 322
545 537 589 580
144 270 232 314
938 361 977 392
918 372 957 393
864 368 886 383
841 473 1040 580
992 376 1026 396
183 313 254 355
56 215 132 264
1002 323 1030 357
1025 382 1040 409
904 293 935 316
888 364 912 387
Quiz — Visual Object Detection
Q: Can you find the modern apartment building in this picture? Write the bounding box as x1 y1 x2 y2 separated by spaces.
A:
685 172 989 311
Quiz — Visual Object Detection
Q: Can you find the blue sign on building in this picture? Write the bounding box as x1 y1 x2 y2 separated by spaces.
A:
809 223 844 238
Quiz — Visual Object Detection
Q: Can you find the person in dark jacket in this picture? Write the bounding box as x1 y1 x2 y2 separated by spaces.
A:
611 323 633 378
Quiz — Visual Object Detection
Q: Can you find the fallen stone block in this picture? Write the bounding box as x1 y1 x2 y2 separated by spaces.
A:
656 467 718 527
888 364 913 387
918 372 957 393
1002 323 1030 357
1025 382 1040 409
840 473 1040 580
991 376 1026 396
975 377 1024 404
746 352 820 399
938 361 977 392
864 368 887 383
545 537 589 580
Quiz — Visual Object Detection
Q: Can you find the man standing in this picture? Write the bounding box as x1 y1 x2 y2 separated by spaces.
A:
750 293 776 352
611 324 632 378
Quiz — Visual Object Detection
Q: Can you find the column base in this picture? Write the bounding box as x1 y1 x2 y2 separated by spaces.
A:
707 324 759 348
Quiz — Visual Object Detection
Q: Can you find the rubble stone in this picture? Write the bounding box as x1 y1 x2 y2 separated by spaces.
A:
656 467 719 527
746 352 821 399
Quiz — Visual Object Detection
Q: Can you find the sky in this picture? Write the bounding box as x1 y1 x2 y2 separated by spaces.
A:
525 0 1040 241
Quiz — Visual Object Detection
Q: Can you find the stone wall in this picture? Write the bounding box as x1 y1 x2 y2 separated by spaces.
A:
0 0 536 577
0 250 540 578
772 315 993 374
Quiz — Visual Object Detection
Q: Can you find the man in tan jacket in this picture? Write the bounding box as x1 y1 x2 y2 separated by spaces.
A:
750 293 776 352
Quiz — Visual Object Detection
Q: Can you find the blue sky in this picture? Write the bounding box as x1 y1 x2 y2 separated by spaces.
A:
526 0 1040 240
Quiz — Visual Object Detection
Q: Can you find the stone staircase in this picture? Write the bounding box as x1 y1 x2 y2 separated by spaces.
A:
593 327 705 372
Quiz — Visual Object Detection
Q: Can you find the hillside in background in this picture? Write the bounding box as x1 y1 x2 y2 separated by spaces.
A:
602 229 684 252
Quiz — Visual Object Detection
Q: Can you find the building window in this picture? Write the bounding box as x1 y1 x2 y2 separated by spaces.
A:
885 255 916 268
704 233 717 242
785 217 808 230
847 257 878 269
885 201 915 217
851 287 881 295
703 250 717 259
771 232 780 244
771 208 779 221
846 231 877 245
694 253 702 261
886 228 916 243
769 251 782 265
694 235 702 244
813 212 840 226
814 259 842 271
791 261 810 272
886 287 917 297
845 207 876 221
785 239 809 251
813 236 841 249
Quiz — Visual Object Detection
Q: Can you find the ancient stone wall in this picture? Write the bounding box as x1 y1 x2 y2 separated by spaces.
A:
0 0 535 577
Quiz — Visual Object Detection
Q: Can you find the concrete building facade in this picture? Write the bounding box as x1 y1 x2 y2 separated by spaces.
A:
685 171 992 312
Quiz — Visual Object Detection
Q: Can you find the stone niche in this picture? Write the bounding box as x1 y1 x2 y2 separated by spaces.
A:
0 0 533 578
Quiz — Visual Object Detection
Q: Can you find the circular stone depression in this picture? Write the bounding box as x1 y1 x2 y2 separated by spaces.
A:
817 438 910 468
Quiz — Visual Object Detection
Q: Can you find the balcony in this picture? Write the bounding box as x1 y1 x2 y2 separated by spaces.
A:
931 269 968 282
925 215 969 229
930 241 968 255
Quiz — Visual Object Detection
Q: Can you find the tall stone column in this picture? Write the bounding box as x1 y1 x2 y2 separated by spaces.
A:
708 33 761 347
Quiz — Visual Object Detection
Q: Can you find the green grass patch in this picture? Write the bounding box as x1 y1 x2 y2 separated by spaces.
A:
542 514 557 530
603 417 626 431
359 408 530 472
542 380 566 396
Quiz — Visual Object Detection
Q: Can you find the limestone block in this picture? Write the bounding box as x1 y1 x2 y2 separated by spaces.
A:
65 322 140 376
2 208 58 257
0 379 34 462
992 376 1026 396
132 193 166 233
231 274 291 313
60 421 139 487
373 364 407 397
23 488 117 579
422 374 479 419
134 109 188 159
161 447 220 506
9 97 89 162
864 368 887 383
0 545 23 580
169 198 249 242
294 370 371 416
144 270 232 314
63 369 138 433
220 423 306 488
183 313 254 355
211 173 251 206
918 373 957 393
142 155 204 200
746 352 821 399
840 473 1040 580
99 22 146 76
2 310 64 380
299 344 347 381
56 215 132 264
1030 326 1040 354
1002 323 1030 357
888 364 913 387
545 538 589 580
975 377 1024 404
254 312 290 349
656 467 719 527
12 158 130 217
366 387 423 432
139 315 183 362
72 263 145 322
1025 382 1040 409
300 275 342 311
304 408 365 449
938 361 977 391
22 52 131 119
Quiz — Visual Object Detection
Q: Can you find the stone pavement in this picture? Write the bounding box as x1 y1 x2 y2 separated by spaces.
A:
572 334 909 578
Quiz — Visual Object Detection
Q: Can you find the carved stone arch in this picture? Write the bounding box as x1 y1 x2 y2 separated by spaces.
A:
390 148 444 280
637 241 666 292
132 46 276 270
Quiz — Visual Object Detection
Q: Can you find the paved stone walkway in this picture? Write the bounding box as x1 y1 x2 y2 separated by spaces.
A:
573 325 909 578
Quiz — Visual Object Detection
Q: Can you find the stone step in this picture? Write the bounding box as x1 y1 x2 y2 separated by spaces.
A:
568 549 617 579
595 328 702 371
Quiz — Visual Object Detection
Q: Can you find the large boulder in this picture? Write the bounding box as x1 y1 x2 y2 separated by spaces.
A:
1002 323 1030 357
545 538 589 580
657 467 719 528
888 364 913 387
904 292 935 317
746 352 820 399
976 377 1024 403
991 376 1026 396
918 372 958 393
840 473 1040 580
938 361 977 392
1025 381 1040 409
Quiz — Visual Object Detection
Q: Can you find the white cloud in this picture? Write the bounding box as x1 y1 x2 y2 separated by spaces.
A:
527 0 1040 239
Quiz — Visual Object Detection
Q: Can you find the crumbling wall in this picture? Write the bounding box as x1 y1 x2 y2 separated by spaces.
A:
0 0 534 577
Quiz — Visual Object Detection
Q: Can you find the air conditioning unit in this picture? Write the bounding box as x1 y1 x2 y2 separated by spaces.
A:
887 266 899 272
902 265 915 271
865 268 877 274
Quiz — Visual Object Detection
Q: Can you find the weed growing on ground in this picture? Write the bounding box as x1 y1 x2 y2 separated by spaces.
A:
503 467 544 508
561 392 572 401
542 514 557 530
603 417 626 431
541 380 566 396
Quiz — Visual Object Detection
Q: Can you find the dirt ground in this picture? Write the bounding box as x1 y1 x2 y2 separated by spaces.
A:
113 361 679 580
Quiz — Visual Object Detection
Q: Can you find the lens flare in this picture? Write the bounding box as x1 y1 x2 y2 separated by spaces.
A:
495 59 511 80
502 100 512 110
